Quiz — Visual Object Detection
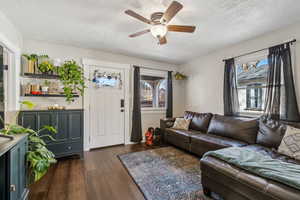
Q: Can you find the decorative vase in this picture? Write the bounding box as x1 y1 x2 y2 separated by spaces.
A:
28 60 35 74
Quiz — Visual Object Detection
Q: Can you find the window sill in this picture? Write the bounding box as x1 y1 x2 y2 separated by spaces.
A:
238 112 262 118
141 108 166 114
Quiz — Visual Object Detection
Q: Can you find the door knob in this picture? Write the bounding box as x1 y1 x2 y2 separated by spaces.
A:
120 109 125 112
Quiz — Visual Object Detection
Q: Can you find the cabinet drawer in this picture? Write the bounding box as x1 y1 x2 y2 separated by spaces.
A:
47 142 82 156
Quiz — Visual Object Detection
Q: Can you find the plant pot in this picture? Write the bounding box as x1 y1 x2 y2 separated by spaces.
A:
28 60 35 73
41 86 49 93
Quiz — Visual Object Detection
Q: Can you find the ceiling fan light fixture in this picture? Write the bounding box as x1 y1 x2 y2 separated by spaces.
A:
150 24 168 38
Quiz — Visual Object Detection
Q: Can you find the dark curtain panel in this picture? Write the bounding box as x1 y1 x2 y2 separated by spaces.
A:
264 43 300 121
0 46 3 129
131 66 143 142
166 71 173 118
223 58 239 116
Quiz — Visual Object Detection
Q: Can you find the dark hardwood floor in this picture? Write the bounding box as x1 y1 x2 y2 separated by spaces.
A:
29 144 154 200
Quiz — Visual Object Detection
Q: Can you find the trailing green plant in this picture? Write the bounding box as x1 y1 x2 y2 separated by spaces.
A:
22 54 38 61
0 101 57 183
57 60 86 102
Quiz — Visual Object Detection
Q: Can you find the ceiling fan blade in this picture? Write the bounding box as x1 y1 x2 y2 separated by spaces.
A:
159 36 167 45
129 29 150 37
125 10 151 24
161 1 183 24
167 25 196 33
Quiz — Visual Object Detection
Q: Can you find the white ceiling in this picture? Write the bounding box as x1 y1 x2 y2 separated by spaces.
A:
1 0 300 64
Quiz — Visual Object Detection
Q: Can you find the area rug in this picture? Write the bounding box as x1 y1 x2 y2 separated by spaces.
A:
118 146 219 200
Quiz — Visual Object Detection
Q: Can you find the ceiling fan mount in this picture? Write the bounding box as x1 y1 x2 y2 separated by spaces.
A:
125 1 196 45
150 12 164 24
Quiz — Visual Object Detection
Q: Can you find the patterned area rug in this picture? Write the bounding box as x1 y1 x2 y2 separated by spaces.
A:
119 147 218 200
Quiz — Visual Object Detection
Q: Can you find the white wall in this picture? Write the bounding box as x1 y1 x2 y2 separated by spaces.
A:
0 11 22 123
180 22 300 115
22 40 186 146
0 11 23 50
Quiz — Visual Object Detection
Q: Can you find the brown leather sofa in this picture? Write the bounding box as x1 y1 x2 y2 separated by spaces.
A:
160 111 300 200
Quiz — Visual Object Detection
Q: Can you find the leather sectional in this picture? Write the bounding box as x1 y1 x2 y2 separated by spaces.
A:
160 111 300 200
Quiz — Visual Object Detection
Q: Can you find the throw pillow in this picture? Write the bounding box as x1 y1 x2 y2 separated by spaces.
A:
172 118 191 130
278 125 300 160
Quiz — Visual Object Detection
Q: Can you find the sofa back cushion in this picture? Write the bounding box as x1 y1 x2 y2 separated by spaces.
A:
208 115 258 144
256 118 286 149
190 112 213 132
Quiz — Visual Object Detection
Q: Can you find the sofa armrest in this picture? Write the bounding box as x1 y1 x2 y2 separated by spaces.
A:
160 118 176 130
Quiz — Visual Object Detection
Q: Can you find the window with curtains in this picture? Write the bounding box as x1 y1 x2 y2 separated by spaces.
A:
140 75 167 108
236 58 269 115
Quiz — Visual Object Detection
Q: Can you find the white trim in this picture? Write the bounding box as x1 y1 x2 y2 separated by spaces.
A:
82 59 131 151
141 108 166 114
0 33 21 111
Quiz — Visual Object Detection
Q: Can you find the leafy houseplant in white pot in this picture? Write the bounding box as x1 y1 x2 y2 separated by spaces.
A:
41 80 51 94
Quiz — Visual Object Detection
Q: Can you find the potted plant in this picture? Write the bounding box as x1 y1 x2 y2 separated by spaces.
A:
0 101 57 183
22 54 38 74
174 72 187 80
38 55 54 74
41 80 51 94
57 60 86 102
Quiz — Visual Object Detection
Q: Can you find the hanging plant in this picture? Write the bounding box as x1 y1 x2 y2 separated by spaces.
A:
57 60 86 102
174 72 187 80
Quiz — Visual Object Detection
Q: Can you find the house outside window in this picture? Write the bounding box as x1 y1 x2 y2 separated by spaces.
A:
140 74 167 109
236 57 268 115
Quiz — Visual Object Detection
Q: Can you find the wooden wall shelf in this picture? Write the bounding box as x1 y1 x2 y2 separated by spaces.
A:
23 94 79 97
22 73 59 79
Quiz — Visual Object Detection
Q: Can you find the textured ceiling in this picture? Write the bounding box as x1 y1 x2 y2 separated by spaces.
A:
1 0 300 64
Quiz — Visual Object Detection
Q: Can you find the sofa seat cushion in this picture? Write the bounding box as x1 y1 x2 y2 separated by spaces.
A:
200 155 300 200
208 114 258 144
165 128 202 151
190 112 213 132
190 133 247 156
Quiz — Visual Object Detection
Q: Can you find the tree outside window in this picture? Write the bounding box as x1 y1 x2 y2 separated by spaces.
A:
140 75 167 108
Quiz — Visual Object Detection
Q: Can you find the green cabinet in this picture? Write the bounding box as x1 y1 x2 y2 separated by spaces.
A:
0 135 28 200
9 137 28 200
19 110 83 158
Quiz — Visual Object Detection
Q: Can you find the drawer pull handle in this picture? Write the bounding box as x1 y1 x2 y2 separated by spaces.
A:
10 184 16 192
68 146 72 150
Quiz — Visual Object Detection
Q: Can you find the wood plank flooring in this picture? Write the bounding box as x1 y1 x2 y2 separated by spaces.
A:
29 144 154 200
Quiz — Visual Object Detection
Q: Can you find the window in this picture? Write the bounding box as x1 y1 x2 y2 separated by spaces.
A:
236 58 268 115
140 75 167 109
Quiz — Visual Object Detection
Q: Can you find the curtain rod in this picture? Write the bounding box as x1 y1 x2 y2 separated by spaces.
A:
133 65 172 72
222 39 297 62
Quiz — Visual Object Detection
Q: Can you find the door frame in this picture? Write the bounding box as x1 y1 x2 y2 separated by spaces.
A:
82 59 131 151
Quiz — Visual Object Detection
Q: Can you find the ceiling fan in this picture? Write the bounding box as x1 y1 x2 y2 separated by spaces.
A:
125 1 196 45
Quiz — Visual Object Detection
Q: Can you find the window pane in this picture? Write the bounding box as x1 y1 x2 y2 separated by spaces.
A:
140 80 153 107
140 75 167 108
236 58 268 114
158 80 167 107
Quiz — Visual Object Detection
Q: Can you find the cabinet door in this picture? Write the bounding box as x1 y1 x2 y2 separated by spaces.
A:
10 138 28 200
19 112 38 131
55 112 69 142
38 112 56 144
10 145 20 200
68 111 83 141
19 139 28 200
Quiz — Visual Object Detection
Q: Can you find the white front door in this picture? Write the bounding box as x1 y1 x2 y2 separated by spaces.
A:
89 66 125 148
